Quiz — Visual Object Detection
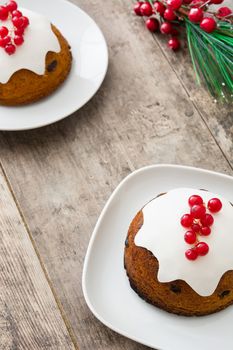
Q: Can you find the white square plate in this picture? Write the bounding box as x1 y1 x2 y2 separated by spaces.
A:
82 165 233 350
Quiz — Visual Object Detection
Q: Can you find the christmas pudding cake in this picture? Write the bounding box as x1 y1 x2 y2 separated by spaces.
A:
0 1 72 105
124 188 233 316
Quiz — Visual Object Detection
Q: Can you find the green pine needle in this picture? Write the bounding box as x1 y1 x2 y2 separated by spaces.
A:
186 19 233 102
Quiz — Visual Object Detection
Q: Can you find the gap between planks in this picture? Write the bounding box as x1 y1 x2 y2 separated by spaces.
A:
0 161 80 350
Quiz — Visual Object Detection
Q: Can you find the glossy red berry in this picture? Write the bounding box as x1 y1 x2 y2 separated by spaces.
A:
160 22 173 34
196 242 209 256
167 0 183 10
0 6 9 20
201 226 211 236
200 17 216 33
0 35 11 47
164 8 177 21
184 231 197 244
146 18 159 32
190 204 206 219
12 16 24 28
201 213 214 227
5 43 16 55
168 37 180 50
21 16 29 28
217 7 232 18
188 194 203 207
14 27 24 36
12 10 22 17
6 1 18 12
208 198 222 213
188 8 203 22
185 248 198 260
14 35 24 46
191 223 201 233
134 1 143 15
154 1 166 15
181 214 193 228
210 0 224 3
140 2 153 16
0 26 9 38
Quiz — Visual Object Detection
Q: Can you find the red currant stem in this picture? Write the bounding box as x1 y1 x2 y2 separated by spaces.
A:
200 0 211 9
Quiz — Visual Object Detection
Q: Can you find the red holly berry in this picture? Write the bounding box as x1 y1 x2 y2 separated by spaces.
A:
181 214 193 228
0 6 9 20
12 10 22 17
12 16 25 28
0 35 11 47
14 27 24 36
200 17 216 33
208 198 222 213
140 2 153 16
164 8 177 21
14 35 24 46
201 213 214 227
160 22 173 34
188 8 203 22
168 37 180 50
167 0 183 10
201 226 211 236
0 26 9 38
196 242 209 256
210 0 224 3
154 1 166 15
217 7 232 18
192 223 201 233
146 18 159 32
185 248 198 260
5 43 16 55
188 194 203 207
6 1 18 12
184 230 197 244
21 16 29 28
190 204 206 219
134 1 143 16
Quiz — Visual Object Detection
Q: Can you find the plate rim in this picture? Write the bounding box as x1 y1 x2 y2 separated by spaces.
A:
0 0 108 131
82 164 233 349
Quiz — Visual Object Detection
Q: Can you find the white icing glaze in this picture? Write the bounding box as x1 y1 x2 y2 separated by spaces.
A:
135 188 233 297
0 8 61 83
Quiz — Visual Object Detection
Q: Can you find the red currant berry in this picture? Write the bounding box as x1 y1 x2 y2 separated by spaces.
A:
0 6 9 20
160 22 173 34
140 2 153 16
200 17 216 33
201 226 211 236
168 37 180 50
12 16 24 28
12 10 22 17
14 35 24 46
5 43 16 55
196 242 209 256
210 0 223 3
154 1 166 15
167 0 183 10
181 214 193 228
164 8 177 21
146 18 159 32
188 8 203 23
190 204 206 219
191 223 201 233
217 7 232 18
0 26 9 38
208 198 222 213
14 27 24 36
6 1 18 12
201 213 214 227
184 231 197 244
185 248 198 260
0 35 11 47
134 2 143 16
188 194 203 207
21 16 29 28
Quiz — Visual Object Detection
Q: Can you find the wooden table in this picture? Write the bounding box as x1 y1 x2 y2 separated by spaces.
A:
0 0 232 349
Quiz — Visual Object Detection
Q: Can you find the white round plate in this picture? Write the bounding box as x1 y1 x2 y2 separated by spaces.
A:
83 164 233 350
0 0 108 131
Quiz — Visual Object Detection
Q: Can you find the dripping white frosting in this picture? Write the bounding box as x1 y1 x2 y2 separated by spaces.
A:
135 188 233 297
0 8 61 84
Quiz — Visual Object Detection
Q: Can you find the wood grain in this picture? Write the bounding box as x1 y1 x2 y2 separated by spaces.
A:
0 166 76 349
0 0 232 349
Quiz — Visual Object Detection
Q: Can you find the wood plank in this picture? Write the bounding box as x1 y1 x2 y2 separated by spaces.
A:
0 0 232 349
0 166 76 349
